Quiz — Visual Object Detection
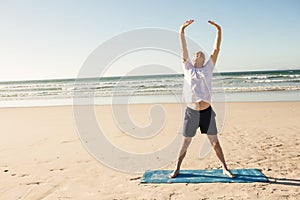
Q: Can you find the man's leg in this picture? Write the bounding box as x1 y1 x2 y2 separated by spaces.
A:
207 135 235 178
169 136 192 178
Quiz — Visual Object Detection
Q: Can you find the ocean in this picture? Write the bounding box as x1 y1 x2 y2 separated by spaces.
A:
0 69 299 107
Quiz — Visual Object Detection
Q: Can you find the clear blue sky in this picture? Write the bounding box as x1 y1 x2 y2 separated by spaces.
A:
0 0 299 81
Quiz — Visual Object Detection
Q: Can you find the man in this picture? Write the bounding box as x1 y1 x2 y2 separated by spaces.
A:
169 19 235 178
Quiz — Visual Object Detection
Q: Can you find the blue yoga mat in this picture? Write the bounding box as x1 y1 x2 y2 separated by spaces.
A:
141 168 268 183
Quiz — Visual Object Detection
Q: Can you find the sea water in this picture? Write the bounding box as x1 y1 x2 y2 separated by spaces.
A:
0 69 299 107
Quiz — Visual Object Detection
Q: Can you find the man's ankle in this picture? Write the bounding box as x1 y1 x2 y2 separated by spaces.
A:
222 166 228 171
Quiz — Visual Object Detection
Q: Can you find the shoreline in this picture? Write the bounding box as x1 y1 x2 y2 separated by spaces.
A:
0 100 299 109
0 89 299 109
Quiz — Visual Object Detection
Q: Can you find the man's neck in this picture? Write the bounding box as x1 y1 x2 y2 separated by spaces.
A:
194 62 203 68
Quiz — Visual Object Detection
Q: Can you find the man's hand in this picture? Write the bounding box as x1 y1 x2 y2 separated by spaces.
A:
208 20 221 31
180 19 194 31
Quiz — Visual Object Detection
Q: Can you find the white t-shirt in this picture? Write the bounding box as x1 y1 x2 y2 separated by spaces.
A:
182 57 215 104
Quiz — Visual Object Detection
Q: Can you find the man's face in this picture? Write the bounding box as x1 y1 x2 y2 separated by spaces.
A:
193 51 205 68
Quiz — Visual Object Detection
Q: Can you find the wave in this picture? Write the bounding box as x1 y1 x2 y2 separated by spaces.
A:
1 69 300 101
223 85 300 92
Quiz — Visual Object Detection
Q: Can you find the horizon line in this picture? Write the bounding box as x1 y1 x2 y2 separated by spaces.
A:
1 68 299 83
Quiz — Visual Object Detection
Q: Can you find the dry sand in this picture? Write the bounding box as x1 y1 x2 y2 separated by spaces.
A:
0 102 299 199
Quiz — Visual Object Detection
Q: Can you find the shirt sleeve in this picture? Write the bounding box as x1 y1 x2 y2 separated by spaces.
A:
182 57 194 71
205 56 215 72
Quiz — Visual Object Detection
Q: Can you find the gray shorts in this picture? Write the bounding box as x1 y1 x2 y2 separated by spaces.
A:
182 106 218 137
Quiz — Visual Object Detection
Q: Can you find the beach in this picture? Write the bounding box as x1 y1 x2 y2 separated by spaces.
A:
0 102 299 199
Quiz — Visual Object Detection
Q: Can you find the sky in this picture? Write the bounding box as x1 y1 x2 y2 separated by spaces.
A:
0 0 300 81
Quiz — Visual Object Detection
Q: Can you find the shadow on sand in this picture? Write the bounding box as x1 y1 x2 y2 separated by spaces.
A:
267 177 300 186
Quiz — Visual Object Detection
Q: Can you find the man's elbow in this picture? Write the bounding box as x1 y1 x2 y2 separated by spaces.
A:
213 49 220 55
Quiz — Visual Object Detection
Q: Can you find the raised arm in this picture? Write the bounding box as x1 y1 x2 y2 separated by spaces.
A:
180 20 194 63
208 20 222 65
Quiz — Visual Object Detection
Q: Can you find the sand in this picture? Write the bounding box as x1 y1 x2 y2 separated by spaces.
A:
0 102 299 199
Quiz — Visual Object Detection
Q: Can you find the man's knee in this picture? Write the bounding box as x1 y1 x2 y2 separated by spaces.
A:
183 137 192 144
207 135 219 148
182 137 192 148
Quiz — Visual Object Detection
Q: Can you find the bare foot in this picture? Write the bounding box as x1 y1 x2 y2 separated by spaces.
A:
169 169 179 178
223 169 235 178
